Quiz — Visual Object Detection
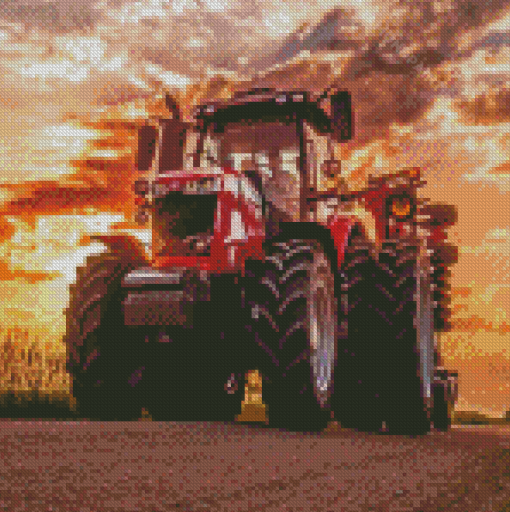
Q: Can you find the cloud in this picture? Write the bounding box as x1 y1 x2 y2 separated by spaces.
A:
0 215 15 243
0 0 100 33
460 226 510 256
0 182 131 225
0 258 61 283
485 227 510 239
1 1 508 140
451 314 510 335
0 212 123 285
478 283 510 303
96 0 292 78
319 1 510 148
473 30 510 52
456 86 510 125
452 287 476 302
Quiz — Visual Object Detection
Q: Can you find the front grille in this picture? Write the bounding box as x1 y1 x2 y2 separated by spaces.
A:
123 291 188 326
153 192 217 257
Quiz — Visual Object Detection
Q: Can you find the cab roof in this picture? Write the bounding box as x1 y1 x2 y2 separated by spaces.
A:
194 88 334 134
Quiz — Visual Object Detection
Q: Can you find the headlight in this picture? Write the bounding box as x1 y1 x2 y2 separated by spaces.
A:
389 195 413 219
185 181 198 193
152 182 169 198
184 177 217 193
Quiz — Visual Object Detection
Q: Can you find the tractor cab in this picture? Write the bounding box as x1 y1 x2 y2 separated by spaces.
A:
135 89 352 270
192 89 351 225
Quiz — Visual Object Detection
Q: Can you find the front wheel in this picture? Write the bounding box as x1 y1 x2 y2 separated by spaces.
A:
64 249 147 421
242 239 337 432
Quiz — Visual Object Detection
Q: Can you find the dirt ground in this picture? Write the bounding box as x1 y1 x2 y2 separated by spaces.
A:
0 421 509 512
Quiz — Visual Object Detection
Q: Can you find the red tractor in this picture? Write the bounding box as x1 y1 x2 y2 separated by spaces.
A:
65 89 458 433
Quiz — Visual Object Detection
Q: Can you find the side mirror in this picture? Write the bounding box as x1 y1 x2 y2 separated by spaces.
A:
137 125 158 171
330 91 353 142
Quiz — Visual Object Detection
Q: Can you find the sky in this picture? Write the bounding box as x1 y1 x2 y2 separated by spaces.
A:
0 0 509 416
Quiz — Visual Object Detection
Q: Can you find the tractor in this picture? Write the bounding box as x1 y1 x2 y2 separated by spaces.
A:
64 89 458 433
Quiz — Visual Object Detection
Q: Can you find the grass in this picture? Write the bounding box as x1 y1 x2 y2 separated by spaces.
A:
0 388 78 421
0 326 78 421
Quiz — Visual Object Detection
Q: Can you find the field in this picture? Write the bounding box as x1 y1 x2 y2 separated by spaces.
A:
0 326 77 420
0 325 508 425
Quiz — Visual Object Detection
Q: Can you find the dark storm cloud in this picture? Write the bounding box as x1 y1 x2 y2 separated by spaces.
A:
301 8 364 52
454 30 510 60
326 0 510 147
0 180 133 221
93 79 153 107
250 8 365 72
1 0 509 144
347 0 510 79
475 30 510 50
0 0 100 32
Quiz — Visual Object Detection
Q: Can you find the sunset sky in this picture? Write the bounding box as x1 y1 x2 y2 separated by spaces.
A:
0 0 508 417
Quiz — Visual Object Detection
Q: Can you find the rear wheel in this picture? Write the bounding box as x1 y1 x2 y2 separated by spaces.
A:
64 248 147 421
431 378 453 431
332 225 386 432
376 239 431 435
242 239 336 432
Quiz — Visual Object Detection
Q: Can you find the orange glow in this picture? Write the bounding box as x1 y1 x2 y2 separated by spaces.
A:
0 3 509 417
391 197 411 218
339 139 397 189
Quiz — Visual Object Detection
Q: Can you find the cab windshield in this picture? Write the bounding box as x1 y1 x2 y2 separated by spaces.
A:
202 120 301 220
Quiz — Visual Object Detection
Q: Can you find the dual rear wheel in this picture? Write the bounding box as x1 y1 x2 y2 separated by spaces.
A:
240 229 433 435
240 239 336 432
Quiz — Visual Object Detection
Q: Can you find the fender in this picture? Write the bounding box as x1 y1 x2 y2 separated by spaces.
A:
79 233 150 265
326 215 373 269
266 216 367 276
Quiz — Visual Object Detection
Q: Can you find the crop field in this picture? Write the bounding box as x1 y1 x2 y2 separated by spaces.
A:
0 326 77 420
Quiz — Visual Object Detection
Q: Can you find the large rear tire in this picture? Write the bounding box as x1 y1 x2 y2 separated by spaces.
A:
242 239 336 433
64 248 147 421
332 225 386 432
376 239 431 435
